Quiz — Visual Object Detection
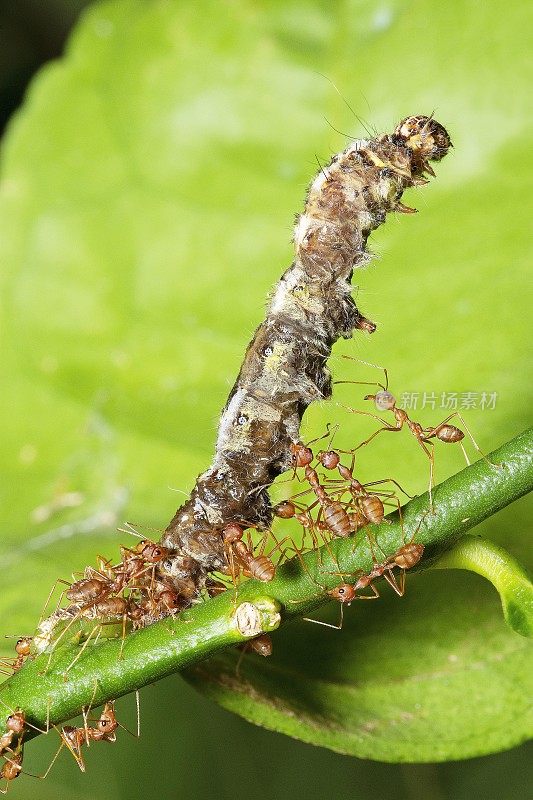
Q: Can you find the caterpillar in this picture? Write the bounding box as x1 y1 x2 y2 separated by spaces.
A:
159 115 451 591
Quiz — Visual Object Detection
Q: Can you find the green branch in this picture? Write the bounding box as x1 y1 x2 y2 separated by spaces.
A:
1 428 532 741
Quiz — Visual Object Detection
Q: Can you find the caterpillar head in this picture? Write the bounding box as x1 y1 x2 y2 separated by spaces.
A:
394 115 452 163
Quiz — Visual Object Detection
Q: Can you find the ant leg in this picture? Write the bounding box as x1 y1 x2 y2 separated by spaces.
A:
41 611 84 674
287 538 329 594
265 532 302 563
428 445 435 512
397 496 405 541
342 413 403 452
306 422 340 449
337 356 389 390
382 493 404 540
397 570 406 596
363 477 413 500
355 583 381 600
367 531 386 563
81 680 100 745
118 613 127 661
382 568 403 597
135 691 141 739
303 603 344 631
429 412 497 468
235 645 247 678
62 729 86 773
225 546 241 611
343 406 394 429
37 579 72 626
410 434 436 511
63 624 102 678
108 699 138 739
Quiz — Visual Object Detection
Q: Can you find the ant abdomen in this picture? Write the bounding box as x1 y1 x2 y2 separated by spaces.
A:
322 502 352 538
436 424 465 443
247 555 276 582
394 542 424 570
360 495 385 525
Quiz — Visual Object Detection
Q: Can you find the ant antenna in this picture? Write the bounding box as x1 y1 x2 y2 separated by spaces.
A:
117 522 143 539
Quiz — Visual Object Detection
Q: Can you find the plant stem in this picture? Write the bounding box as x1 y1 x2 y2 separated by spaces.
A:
1 427 531 741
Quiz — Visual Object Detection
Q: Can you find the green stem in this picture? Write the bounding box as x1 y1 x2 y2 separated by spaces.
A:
1 428 532 740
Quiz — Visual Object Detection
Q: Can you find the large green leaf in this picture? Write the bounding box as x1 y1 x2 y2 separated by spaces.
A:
0 0 531 776
186 569 533 762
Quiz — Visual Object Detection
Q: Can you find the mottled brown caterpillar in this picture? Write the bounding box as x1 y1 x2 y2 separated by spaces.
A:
159 115 451 591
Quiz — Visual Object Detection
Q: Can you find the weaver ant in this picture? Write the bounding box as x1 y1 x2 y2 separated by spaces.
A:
286 432 407 546
315 446 411 525
0 699 53 793
236 633 273 676
336 357 491 508
0 638 33 676
222 524 276 583
304 519 426 629
289 442 359 540
0 700 51 761
43 692 140 777
0 748 23 794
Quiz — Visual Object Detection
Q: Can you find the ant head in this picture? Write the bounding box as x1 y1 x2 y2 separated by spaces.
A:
395 115 452 162
318 450 340 470
97 705 117 733
251 634 273 657
328 584 356 603
273 501 296 519
371 390 396 411
15 638 32 657
290 442 313 468
6 712 25 735
222 523 244 544
139 541 169 562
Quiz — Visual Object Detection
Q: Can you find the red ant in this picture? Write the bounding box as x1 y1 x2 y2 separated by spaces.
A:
290 442 357 540
273 498 331 554
36 534 175 671
0 700 53 793
111 531 171 592
336 357 491 508
132 578 186 628
0 703 51 756
222 524 276 583
43 693 140 777
0 714 25 758
43 711 113 774
287 436 406 546
0 748 23 794
235 633 273 676
304 526 426 629
0 638 32 676
315 447 411 525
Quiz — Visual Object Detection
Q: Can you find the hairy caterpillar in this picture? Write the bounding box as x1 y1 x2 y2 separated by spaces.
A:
160 115 451 590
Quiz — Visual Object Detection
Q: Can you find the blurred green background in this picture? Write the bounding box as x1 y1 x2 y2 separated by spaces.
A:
0 1 531 798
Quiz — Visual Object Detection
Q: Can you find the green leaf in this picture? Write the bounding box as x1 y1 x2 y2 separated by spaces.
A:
186 568 533 762
0 0 531 774
432 535 533 638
